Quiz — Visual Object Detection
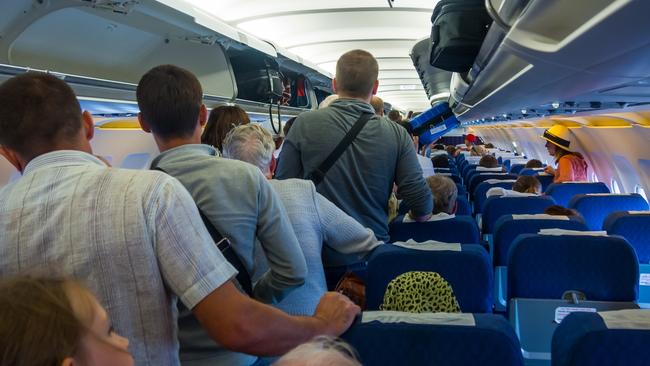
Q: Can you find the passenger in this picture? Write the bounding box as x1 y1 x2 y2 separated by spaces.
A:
222 124 381 316
370 96 384 116
478 155 499 169
0 277 134 366
431 154 450 169
464 133 476 149
541 125 588 182
318 94 339 109
200 105 250 152
525 159 544 168
404 176 457 223
486 176 541 198
544 205 582 218
0 72 359 366
387 109 402 123
276 49 433 242
273 336 361 366
445 145 458 157
470 145 487 156
484 143 495 149
138 65 348 364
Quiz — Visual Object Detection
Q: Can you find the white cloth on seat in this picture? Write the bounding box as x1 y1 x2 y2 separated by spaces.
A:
512 214 569 221
403 212 455 223
392 240 461 252
486 187 538 198
484 179 517 185
476 166 504 172
628 211 650 215
538 229 607 236
600 309 650 330
417 154 436 177
362 311 476 326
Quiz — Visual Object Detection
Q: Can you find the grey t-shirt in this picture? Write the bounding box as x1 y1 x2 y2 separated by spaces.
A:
276 98 433 242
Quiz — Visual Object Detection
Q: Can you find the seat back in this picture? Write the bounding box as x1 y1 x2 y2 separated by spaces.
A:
389 215 480 244
456 195 472 216
343 312 524 366
493 215 588 266
552 310 650 366
519 167 546 176
482 196 556 234
604 211 650 263
473 180 516 214
507 234 639 302
569 194 649 231
509 163 526 175
469 173 518 195
367 244 492 312
545 182 610 207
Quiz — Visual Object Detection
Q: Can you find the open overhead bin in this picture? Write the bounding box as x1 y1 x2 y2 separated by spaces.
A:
410 38 453 106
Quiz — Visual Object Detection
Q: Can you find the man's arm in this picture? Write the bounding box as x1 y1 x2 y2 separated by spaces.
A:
192 282 359 355
394 131 433 221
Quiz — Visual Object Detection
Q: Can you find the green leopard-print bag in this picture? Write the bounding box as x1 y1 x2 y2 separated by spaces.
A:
380 271 461 313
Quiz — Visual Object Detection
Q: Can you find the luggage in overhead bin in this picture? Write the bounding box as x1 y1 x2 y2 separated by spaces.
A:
409 102 459 145
429 0 493 73
231 56 284 103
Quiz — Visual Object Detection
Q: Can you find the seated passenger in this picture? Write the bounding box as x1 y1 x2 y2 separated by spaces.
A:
0 72 359 366
486 176 541 198
405 176 457 222
470 145 487 156
273 336 361 366
477 155 502 170
541 125 588 182
0 277 133 366
484 143 495 149
387 110 402 123
445 145 459 157
431 154 450 169
200 105 250 152
544 205 582 219
525 159 544 169
222 124 381 316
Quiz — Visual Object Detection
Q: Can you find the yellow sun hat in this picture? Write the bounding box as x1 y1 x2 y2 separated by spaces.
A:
541 125 576 152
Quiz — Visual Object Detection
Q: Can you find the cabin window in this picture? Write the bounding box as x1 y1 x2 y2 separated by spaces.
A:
611 179 621 194
636 185 648 202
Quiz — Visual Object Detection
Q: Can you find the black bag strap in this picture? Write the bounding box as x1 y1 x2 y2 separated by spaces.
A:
308 112 373 185
153 166 253 295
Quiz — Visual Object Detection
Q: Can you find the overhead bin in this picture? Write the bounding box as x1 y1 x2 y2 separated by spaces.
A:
447 0 650 124
410 38 453 105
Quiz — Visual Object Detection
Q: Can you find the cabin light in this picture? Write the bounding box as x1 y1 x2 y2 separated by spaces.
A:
502 114 508 118
521 109 527 114
512 142 518 147
551 102 560 109
400 85 418 90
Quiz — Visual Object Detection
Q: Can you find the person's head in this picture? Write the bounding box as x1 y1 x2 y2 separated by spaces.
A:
0 277 132 366
433 144 445 151
222 124 275 178
431 154 450 168
525 159 543 168
200 105 251 151
445 145 457 156
464 133 476 147
426 176 458 214
370 96 384 116
544 205 581 218
273 336 361 366
0 72 94 172
333 50 379 101
387 110 402 123
318 94 339 109
512 176 541 194
471 145 487 156
137 65 207 145
541 125 576 161
479 155 499 168
484 143 495 149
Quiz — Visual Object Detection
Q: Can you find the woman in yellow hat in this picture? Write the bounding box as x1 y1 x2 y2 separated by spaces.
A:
541 125 588 183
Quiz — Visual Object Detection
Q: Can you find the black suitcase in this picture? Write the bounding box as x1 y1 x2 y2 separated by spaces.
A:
430 0 493 73
232 56 284 103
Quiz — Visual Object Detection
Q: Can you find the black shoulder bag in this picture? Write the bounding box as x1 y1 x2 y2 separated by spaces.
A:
308 112 373 185
153 166 253 295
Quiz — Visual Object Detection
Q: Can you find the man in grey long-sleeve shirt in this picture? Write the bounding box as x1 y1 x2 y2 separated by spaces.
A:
137 65 307 365
276 50 432 242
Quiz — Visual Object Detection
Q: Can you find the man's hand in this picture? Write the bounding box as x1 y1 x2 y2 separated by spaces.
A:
313 292 361 336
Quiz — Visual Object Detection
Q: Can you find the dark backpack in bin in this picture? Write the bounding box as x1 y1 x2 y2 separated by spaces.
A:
429 0 493 73
233 57 284 103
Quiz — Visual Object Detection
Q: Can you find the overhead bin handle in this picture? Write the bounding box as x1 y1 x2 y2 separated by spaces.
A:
485 0 511 32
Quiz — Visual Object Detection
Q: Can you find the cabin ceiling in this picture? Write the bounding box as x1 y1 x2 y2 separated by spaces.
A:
179 0 439 112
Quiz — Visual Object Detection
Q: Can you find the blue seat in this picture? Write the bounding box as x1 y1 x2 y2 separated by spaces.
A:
503 158 528 171
466 167 506 185
552 310 650 366
519 168 546 176
604 211 650 304
507 234 640 364
437 173 462 184
434 167 459 175
569 194 649 231
468 173 518 195
456 195 472 216
545 182 610 207
509 163 526 175
456 183 467 198
482 196 556 234
389 215 480 244
472 180 516 214
366 244 492 313
343 312 524 366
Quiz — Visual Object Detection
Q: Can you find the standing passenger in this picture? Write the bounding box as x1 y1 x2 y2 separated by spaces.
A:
200 105 251 152
370 96 385 116
276 49 433 242
541 125 588 182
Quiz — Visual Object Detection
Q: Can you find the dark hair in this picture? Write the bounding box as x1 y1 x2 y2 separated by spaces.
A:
544 205 582 218
431 154 450 168
387 110 402 122
445 146 457 156
484 143 495 149
525 159 543 168
512 176 541 194
479 155 499 168
0 72 82 160
0 277 95 366
335 50 378 98
136 65 203 139
200 105 250 151
433 144 445 151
